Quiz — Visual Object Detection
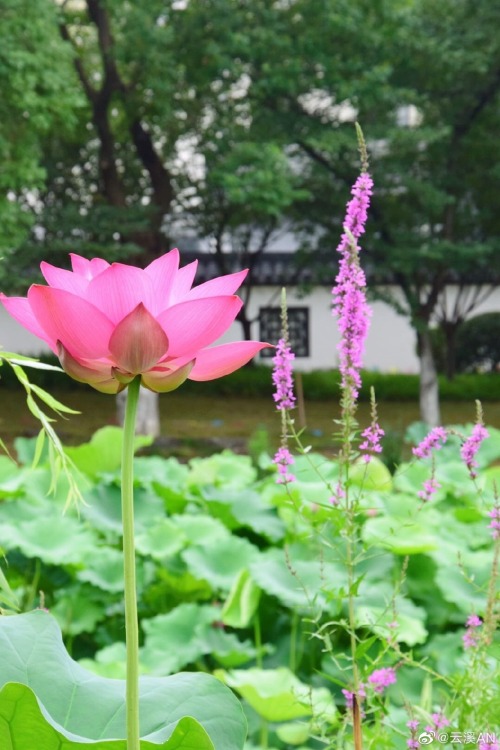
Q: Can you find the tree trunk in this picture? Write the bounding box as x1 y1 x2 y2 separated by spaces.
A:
418 328 441 427
117 387 160 438
441 321 460 381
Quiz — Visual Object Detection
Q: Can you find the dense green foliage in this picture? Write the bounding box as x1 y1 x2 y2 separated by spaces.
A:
454 313 500 374
1 426 499 747
2 1 500 354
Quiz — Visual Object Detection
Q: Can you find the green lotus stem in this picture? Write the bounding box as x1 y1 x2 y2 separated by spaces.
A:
121 375 142 750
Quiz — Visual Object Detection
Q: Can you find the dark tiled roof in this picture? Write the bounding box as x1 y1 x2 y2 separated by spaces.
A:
180 250 498 287
180 251 337 286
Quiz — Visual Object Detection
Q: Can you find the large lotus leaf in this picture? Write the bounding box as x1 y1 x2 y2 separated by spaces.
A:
133 456 189 489
291 454 339 484
141 604 219 675
0 464 71 510
14 435 48 466
80 642 128 679
0 455 28 496
199 486 285 541
172 514 231 545
65 426 152 479
0 611 246 749
275 722 312 745
0 683 215 749
355 601 427 646
249 548 345 614
221 569 261 628
51 585 106 636
0 563 18 611
348 457 393 492
188 452 257 490
182 536 261 591
420 632 466 676
140 603 254 674
482 465 500 497
76 546 149 593
133 456 191 515
362 514 439 554
432 549 492 613
135 518 187 561
216 667 336 723
394 457 480 503
392 461 434 496
83 482 165 535
0 512 97 565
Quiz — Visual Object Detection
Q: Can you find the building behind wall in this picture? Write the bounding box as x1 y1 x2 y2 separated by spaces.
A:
2 251 499 374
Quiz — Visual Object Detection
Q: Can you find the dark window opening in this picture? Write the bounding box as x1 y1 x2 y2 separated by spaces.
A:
259 306 310 358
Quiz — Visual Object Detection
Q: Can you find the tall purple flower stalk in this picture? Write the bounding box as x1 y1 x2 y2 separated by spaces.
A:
332 170 373 402
488 506 500 540
360 386 384 462
412 426 448 459
461 423 489 479
368 666 397 694
272 337 296 411
463 614 482 649
272 291 296 485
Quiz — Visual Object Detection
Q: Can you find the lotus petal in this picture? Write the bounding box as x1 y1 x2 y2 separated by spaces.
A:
28 286 114 359
87 264 156 324
189 341 272 380
158 296 242 358
144 248 180 311
70 254 110 279
57 343 124 394
40 262 88 295
185 269 248 301
168 260 198 303
141 360 195 393
0 295 55 350
109 303 169 373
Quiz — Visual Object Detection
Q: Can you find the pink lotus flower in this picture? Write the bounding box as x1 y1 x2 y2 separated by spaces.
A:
1 250 270 394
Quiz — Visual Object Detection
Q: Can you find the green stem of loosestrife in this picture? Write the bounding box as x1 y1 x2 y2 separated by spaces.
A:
121 375 142 750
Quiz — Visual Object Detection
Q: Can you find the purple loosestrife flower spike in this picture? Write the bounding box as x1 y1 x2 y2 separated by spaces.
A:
332 171 373 402
342 683 366 711
413 426 448 459
360 386 384 462
367 666 397 694
463 614 483 649
418 476 441 502
273 288 296 485
425 713 450 733
274 446 295 485
461 423 489 479
272 337 296 411
488 506 500 540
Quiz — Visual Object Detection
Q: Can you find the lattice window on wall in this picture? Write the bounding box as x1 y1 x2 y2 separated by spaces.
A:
259 306 310 358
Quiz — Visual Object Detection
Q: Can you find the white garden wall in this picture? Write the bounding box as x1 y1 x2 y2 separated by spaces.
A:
1 284 499 374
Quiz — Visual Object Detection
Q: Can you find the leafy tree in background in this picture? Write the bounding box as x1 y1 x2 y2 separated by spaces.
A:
367 0 500 422
0 0 82 262
3 0 500 427
188 0 500 424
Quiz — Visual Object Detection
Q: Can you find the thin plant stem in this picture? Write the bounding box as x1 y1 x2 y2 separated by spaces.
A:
254 614 268 749
254 613 263 668
121 375 142 750
289 609 298 673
